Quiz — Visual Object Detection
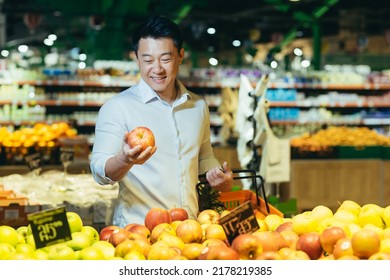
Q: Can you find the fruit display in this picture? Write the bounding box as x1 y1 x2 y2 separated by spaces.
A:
1 200 390 260
0 122 78 165
291 126 390 152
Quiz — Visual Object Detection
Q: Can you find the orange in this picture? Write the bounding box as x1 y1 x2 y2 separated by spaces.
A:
351 229 380 259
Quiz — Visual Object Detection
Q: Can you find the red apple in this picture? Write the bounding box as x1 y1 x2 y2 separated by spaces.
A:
319 226 347 254
99 225 120 241
202 238 228 248
252 231 280 252
197 209 220 225
199 246 239 260
150 223 175 244
255 251 283 260
108 228 130 247
126 126 155 151
168 207 189 222
144 207 172 232
285 250 311 260
125 224 151 240
252 231 287 252
175 219 203 244
280 230 300 249
114 239 142 258
275 221 293 232
333 237 354 259
296 232 323 260
181 243 206 260
203 223 227 241
230 233 263 260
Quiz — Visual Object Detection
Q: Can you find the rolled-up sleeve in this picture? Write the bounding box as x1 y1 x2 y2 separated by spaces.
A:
90 97 127 185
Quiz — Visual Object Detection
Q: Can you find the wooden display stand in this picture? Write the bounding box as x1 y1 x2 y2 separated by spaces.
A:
290 159 390 212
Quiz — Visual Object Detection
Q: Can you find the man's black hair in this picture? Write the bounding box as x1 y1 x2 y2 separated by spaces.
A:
131 15 183 55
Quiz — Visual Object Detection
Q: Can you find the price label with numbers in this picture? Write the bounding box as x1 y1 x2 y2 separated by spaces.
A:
27 206 72 249
25 153 42 171
219 201 259 244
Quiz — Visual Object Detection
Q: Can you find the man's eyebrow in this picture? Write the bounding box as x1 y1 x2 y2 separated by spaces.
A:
141 52 173 57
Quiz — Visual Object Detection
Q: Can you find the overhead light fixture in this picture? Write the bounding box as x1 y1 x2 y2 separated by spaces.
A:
209 57 218 66
48 34 57 41
18 45 29 53
301 59 311 68
44 38 54 46
207 27 216 35
270 60 278 69
293 48 303 56
78 62 86 69
1 50 9 57
232 40 241 47
79 53 87 61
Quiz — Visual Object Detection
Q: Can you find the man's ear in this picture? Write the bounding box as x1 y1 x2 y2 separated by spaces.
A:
179 48 185 63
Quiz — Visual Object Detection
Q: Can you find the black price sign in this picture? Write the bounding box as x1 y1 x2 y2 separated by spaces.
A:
25 153 42 171
219 201 259 244
60 147 74 163
27 206 72 249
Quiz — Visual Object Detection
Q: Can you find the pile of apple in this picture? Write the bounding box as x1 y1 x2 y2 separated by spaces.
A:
1 200 390 260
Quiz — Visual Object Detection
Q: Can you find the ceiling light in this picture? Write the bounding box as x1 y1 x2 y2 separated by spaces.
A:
18 45 28 53
293 48 303 56
232 40 241 47
1 50 9 57
207 27 216 35
79 53 87 61
44 39 54 46
78 62 86 69
301 60 311 68
209 57 218 66
48 34 57 41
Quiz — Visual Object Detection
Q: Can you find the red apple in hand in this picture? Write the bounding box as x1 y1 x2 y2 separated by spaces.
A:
168 207 189 222
127 126 155 151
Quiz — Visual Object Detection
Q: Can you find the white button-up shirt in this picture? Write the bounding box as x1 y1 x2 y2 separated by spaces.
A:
90 79 220 227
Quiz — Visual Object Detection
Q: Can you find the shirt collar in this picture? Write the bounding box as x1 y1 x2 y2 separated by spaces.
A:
139 78 191 104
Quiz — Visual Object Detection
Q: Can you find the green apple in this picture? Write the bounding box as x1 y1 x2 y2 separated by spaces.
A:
66 232 91 251
16 226 29 242
381 205 390 228
336 200 361 216
26 234 36 250
47 244 77 260
34 248 49 260
358 205 384 228
0 225 20 247
66 211 83 233
0 243 16 260
15 243 35 256
91 240 116 259
77 246 105 260
10 252 36 260
81 226 100 244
